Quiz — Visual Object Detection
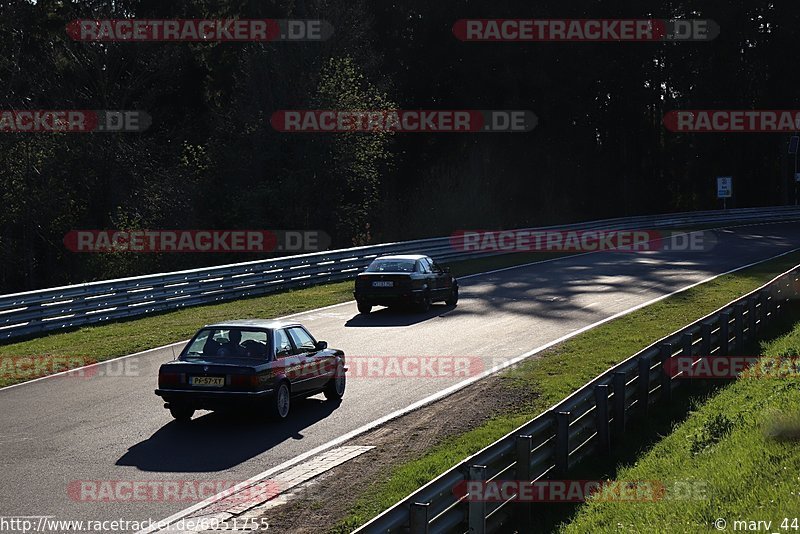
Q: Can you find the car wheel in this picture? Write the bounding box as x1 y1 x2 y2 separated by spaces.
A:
269 382 291 420
445 285 459 306
418 291 432 312
357 301 372 314
169 406 194 422
324 363 346 400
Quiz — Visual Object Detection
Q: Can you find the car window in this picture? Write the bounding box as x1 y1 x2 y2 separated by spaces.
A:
239 331 269 359
183 328 268 360
365 259 416 272
274 329 293 358
184 330 211 356
287 327 317 353
416 260 430 273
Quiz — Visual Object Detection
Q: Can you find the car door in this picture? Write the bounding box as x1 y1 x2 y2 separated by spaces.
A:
271 328 311 394
416 258 435 296
430 259 452 298
287 326 330 391
420 257 444 298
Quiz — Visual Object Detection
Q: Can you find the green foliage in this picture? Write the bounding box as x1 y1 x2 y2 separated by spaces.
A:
1 1 798 292
314 56 396 245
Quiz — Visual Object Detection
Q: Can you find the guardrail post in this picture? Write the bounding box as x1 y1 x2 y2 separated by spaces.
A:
734 303 745 350
748 298 757 338
765 291 776 323
468 465 487 534
594 385 611 455
555 411 571 476
719 312 731 356
682 332 693 357
410 502 430 534
613 372 627 440
681 332 696 391
515 435 533 531
700 322 713 357
774 284 786 318
638 357 651 417
660 343 674 404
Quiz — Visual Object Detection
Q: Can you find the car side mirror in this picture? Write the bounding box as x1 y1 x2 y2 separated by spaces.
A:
315 340 328 350
443 266 451 273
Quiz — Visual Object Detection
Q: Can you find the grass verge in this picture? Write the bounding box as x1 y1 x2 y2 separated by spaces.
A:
335 250 800 532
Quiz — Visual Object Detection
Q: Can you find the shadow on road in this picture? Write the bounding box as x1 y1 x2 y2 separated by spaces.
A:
116 397 342 472
344 304 457 327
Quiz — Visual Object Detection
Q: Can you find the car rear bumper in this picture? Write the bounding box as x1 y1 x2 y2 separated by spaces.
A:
354 288 426 305
155 388 274 410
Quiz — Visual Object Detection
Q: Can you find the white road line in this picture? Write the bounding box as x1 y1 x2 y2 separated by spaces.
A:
138 246 800 534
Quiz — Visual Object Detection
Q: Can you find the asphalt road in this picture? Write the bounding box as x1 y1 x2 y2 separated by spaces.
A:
1 222 799 531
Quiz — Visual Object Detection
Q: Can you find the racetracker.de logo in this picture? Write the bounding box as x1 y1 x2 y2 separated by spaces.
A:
665 355 800 379
664 110 800 132
276 356 485 380
450 230 714 253
0 110 150 133
0 355 97 380
68 480 280 504
63 230 330 253
452 19 719 42
452 480 667 503
270 110 537 133
66 19 333 42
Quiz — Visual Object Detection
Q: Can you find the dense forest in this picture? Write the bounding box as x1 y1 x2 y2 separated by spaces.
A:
0 0 797 293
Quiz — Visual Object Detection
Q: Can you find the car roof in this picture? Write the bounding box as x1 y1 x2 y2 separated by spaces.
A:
202 319 302 330
374 254 429 261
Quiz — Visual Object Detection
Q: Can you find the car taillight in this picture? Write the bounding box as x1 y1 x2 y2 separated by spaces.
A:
231 375 260 389
159 372 181 387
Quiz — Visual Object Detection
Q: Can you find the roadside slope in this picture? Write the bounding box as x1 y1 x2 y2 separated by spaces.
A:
561 313 800 533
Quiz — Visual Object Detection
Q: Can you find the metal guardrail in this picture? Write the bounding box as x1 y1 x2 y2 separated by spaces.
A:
1 205 799 341
355 265 800 534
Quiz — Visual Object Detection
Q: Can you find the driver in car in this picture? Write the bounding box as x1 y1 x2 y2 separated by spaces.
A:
217 329 246 357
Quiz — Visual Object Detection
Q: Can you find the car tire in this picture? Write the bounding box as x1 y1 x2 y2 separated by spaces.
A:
268 382 291 420
324 363 346 401
357 301 372 314
445 285 459 306
169 406 194 422
418 291 432 312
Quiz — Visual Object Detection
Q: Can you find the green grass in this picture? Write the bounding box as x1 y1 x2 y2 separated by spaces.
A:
335 251 800 532
0 250 567 388
562 316 800 533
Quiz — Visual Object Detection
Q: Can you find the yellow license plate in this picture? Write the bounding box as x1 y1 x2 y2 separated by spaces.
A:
190 376 225 387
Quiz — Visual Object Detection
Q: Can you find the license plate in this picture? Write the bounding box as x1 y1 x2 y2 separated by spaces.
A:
190 376 225 387
372 281 394 287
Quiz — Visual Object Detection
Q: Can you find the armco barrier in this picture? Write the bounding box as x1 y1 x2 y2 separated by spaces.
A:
355 265 800 533
1 206 799 341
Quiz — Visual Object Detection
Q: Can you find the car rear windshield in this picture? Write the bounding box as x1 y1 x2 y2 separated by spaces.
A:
366 259 416 272
182 328 269 360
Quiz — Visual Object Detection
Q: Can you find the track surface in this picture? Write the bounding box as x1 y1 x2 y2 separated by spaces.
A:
1 223 799 530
